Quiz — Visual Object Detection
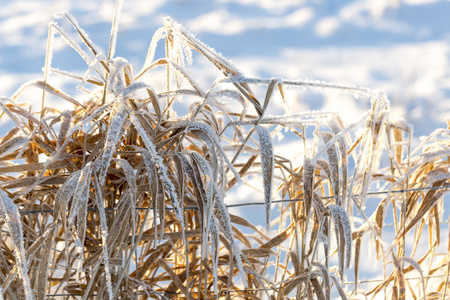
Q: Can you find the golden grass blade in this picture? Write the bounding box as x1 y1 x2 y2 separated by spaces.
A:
156 258 194 299
227 154 258 190
313 262 331 300
261 224 294 249
311 278 326 300
353 231 362 295
280 270 320 297
330 275 348 300
129 113 185 242
92 175 113 299
320 132 340 205
400 181 446 240
187 122 240 181
289 251 301 276
1 224 56 297
399 256 425 298
328 205 352 279
392 253 406 300
0 190 34 300
303 157 315 220
36 227 54 300
68 162 93 276
374 198 386 259
0 136 28 159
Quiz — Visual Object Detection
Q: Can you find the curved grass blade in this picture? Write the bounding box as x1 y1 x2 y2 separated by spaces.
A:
255 125 274 230
0 190 34 300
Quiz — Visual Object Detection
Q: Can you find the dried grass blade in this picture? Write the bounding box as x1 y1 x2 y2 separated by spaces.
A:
281 271 319 297
0 190 34 300
93 174 113 299
431 205 440 245
328 205 352 278
374 198 386 259
255 125 274 229
393 127 403 164
303 157 314 221
327 118 348 198
261 224 293 249
67 162 93 276
313 262 331 300
36 227 54 300
130 247 164 279
353 231 362 295
399 257 425 298
55 12 107 73
129 112 185 238
146 88 162 121
2 226 54 293
190 152 215 256
230 213 268 240
401 182 446 239
81 258 101 300
320 132 340 205
392 253 406 300
330 275 348 300
0 136 28 159
310 278 326 300
187 122 240 181
13 80 85 108
227 154 257 190
156 258 194 299
97 110 128 184
107 0 123 60
0 98 28 134
289 251 301 276
114 158 137 243
189 129 218 179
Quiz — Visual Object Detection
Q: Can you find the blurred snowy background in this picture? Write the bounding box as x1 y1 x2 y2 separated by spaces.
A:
1 0 450 137
1 0 450 297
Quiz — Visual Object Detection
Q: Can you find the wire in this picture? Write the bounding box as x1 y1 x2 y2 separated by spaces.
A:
40 274 449 297
17 184 450 215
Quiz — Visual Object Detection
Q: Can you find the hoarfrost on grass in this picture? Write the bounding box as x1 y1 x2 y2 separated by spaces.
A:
255 125 274 229
0 190 34 300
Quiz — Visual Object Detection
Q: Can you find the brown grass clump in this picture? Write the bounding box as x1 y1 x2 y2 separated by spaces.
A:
1 6 450 300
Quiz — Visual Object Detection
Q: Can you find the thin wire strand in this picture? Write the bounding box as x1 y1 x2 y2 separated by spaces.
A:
17 184 450 215
7 184 450 298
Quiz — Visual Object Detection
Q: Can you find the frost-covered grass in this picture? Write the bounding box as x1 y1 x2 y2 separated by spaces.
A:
0 4 450 300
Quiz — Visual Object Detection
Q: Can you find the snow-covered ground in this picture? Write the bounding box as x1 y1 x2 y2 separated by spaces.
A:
1 0 449 298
